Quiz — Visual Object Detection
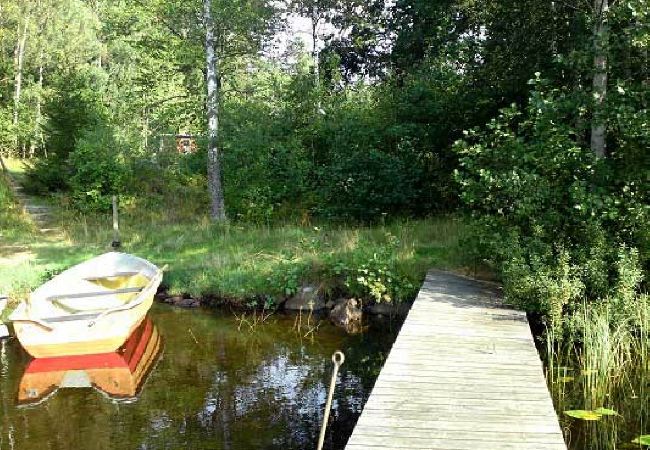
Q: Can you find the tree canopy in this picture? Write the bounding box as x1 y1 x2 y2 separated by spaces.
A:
0 0 647 316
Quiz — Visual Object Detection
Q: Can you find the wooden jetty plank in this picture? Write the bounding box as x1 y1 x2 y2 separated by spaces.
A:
344 270 566 449
347 434 566 450
362 398 558 417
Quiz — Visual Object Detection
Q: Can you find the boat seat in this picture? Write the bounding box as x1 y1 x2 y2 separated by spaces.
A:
46 276 145 313
44 312 100 323
84 271 140 282
47 287 144 303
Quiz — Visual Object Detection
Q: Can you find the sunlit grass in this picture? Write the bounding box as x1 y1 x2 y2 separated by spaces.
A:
3 157 27 175
1 177 476 308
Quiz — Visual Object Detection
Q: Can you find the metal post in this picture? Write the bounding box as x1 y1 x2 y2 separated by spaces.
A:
317 351 345 450
111 195 121 248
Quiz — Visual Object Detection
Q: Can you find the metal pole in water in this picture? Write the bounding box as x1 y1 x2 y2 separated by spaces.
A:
111 195 121 249
317 351 345 450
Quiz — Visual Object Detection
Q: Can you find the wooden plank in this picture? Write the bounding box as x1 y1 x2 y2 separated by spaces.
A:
375 373 547 387
369 386 553 400
377 351 543 366
347 433 566 450
349 426 565 443
344 270 566 449
362 398 558 417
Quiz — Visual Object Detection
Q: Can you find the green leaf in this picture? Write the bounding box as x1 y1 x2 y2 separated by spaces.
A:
564 410 602 421
593 407 618 416
632 436 650 446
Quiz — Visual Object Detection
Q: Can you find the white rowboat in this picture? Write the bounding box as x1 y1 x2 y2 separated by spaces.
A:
10 252 163 358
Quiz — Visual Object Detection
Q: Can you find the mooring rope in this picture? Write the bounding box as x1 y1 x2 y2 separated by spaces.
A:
317 350 345 450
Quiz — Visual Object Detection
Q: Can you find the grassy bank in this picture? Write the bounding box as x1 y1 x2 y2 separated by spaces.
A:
0 171 473 309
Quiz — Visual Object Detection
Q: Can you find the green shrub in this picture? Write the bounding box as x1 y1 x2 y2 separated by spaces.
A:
454 83 648 320
67 126 130 211
24 67 108 195
317 149 418 221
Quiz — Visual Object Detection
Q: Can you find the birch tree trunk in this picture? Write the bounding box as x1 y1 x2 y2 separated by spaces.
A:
32 0 45 159
13 13 30 151
311 7 319 89
203 0 226 221
30 51 44 158
591 0 608 158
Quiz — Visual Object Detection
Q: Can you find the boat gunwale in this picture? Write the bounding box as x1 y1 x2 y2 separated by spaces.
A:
10 253 162 325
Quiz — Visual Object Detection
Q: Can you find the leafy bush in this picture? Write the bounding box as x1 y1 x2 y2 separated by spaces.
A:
454 84 648 321
339 254 415 303
67 126 130 211
317 149 417 221
326 234 417 303
24 67 108 195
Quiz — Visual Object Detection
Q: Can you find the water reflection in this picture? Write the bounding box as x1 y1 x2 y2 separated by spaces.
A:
17 317 162 405
0 304 401 450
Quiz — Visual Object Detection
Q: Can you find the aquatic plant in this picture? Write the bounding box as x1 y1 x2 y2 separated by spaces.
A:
545 294 649 450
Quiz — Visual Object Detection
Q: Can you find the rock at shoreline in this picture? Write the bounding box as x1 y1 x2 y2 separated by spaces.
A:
367 301 410 317
329 298 362 332
161 294 201 308
284 285 326 311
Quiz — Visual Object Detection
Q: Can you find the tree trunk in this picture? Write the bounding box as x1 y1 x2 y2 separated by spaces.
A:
31 47 44 158
311 7 319 88
203 0 226 221
591 0 608 158
13 11 30 152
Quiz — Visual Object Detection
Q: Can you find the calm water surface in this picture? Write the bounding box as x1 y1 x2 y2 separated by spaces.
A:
0 304 402 450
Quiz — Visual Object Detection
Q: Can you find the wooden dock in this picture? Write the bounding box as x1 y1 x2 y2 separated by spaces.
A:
345 271 566 450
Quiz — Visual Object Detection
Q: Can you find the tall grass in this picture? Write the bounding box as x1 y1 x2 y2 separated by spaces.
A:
545 295 649 450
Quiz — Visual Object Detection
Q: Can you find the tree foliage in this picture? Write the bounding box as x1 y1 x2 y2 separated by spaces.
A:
0 0 646 316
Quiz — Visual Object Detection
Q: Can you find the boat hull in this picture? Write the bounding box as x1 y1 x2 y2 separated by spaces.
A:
18 318 162 404
13 293 155 358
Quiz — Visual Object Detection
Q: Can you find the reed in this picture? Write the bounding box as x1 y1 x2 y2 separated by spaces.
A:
545 295 649 450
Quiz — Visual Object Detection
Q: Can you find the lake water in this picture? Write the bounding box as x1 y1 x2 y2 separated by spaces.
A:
0 304 402 450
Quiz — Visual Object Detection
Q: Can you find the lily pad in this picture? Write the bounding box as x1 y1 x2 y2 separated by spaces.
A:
593 407 618 416
564 410 602 421
632 435 650 446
